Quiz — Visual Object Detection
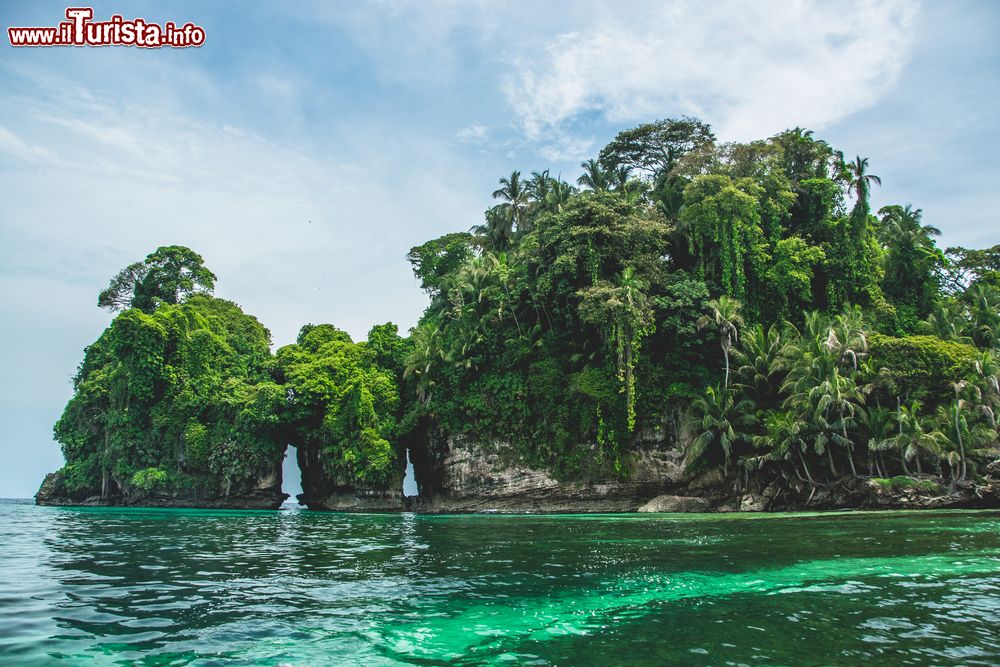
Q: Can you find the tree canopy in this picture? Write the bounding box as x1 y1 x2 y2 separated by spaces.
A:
98 245 217 313
52 117 1000 504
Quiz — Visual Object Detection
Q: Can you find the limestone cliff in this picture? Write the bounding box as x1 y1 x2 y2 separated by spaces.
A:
411 427 698 513
36 433 1000 513
35 464 287 510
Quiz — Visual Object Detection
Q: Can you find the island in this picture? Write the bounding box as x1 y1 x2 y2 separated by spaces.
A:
37 118 1000 513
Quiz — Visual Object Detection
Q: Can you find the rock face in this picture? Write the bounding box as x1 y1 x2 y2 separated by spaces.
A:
296 488 404 512
35 472 108 507
413 435 690 513
36 427 1000 515
294 443 405 511
411 437 1000 514
860 477 997 510
638 495 711 513
35 469 287 510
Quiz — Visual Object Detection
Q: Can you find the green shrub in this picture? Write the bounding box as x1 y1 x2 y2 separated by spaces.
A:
868 333 978 401
60 456 100 493
131 467 168 492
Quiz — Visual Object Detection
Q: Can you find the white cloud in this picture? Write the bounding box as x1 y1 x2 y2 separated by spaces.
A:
0 68 484 349
536 132 595 162
502 0 918 142
293 0 502 86
0 126 62 166
456 124 488 142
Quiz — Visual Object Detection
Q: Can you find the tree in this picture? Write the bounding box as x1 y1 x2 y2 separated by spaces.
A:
844 155 881 216
599 117 715 177
526 170 552 202
891 401 941 475
764 237 825 322
781 311 867 477
471 206 516 252
932 400 997 484
577 267 654 430
687 385 754 473
407 233 475 295
878 205 941 248
681 175 766 304
698 295 744 392
491 171 531 236
783 363 864 477
878 204 943 317
919 302 972 344
55 293 282 502
543 178 576 213
940 245 1000 295
859 405 897 477
771 127 834 184
98 245 216 313
278 324 402 488
735 322 784 408
967 285 1000 349
750 409 816 489
577 159 610 192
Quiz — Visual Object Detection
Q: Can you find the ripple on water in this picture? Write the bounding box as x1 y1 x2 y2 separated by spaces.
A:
2 503 1000 665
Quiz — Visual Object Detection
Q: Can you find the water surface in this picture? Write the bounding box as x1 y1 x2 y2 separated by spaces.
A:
2 501 999 665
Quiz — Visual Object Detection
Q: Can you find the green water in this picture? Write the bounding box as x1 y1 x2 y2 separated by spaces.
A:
2 502 1000 665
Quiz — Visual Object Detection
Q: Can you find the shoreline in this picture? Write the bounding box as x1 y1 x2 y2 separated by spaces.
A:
33 459 1000 515
30 491 1000 515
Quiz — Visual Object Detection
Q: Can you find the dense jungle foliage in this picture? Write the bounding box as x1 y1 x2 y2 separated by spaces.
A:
404 118 1000 488
52 118 1000 499
54 246 408 498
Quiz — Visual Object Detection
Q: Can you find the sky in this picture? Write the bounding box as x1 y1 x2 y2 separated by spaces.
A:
1 0 998 498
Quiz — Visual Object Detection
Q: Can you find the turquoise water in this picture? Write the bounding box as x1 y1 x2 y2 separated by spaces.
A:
2 502 1000 665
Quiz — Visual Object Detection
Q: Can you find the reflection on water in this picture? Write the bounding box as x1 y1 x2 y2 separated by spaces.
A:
1 503 999 665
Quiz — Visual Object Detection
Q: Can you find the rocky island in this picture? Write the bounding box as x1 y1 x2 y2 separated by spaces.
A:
37 119 1000 513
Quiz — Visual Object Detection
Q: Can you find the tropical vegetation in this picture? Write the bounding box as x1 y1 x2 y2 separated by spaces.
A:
49 118 1000 503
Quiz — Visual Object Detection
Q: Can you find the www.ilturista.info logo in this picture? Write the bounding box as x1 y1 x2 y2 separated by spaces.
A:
8 8 205 48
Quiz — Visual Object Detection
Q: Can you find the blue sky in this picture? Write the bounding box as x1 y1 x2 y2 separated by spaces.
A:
1 0 998 498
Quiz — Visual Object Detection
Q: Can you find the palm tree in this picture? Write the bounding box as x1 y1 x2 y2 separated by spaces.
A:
735 323 784 407
781 313 867 478
470 205 516 252
577 159 610 192
878 204 943 313
526 170 552 202
972 351 1000 417
750 409 817 489
698 296 744 392
892 401 942 476
845 155 881 215
688 385 755 474
815 369 864 477
859 404 897 478
968 285 1000 349
484 251 524 338
544 178 576 213
783 366 860 478
609 164 632 191
949 381 971 481
919 302 972 343
877 204 941 248
933 401 997 484
403 323 443 402
492 171 530 234
828 305 869 370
